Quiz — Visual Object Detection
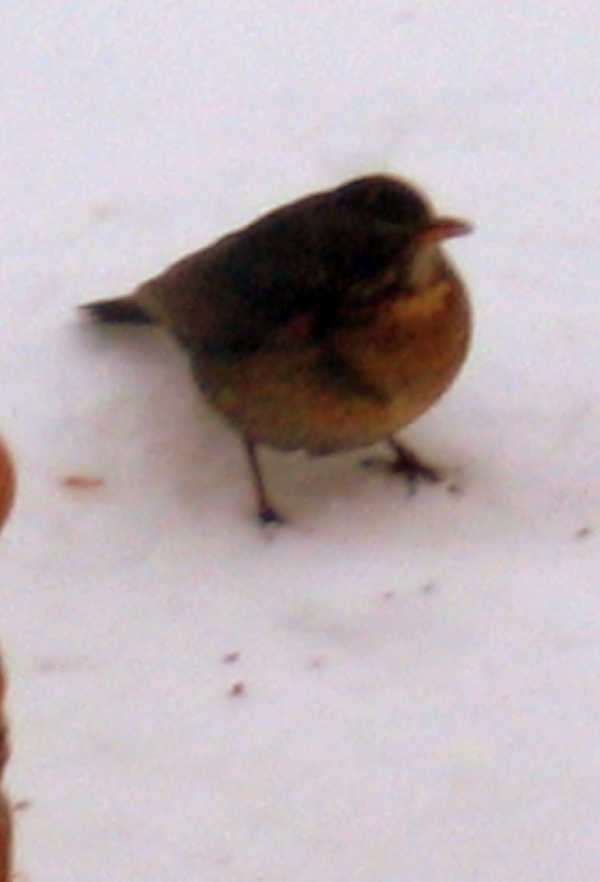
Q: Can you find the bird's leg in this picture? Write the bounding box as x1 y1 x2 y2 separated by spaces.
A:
243 439 286 525
387 438 441 493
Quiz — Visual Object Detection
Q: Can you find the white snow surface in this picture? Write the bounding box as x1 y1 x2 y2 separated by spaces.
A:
2 2 600 880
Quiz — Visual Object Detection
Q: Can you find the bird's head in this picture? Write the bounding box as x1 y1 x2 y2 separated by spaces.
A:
332 174 472 291
334 174 471 243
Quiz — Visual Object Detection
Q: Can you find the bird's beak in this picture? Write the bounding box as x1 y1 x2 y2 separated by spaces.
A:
418 217 473 246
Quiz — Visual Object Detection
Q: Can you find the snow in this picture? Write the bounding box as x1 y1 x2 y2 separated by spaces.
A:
2 1 600 879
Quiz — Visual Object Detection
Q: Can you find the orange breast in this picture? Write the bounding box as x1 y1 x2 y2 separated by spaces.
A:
198 264 471 454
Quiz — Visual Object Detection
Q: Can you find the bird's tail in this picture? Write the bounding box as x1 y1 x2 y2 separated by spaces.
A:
79 295 154 325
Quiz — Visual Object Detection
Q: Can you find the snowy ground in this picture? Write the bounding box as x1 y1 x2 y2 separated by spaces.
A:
2 2 600 880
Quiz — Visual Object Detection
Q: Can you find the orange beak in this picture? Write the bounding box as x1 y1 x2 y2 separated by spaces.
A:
418 217 473 246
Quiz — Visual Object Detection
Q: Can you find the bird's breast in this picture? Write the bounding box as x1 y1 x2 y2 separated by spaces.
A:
195 259 471 453
333 260 471 417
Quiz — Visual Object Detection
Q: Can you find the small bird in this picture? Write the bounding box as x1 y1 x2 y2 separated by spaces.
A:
81 175 473 523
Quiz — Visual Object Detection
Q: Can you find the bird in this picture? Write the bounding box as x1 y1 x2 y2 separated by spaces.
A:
81 174 473 524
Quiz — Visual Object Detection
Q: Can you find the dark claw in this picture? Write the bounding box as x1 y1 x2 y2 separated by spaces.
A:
393 460 440 495
258 504 287 526
388 439 441 494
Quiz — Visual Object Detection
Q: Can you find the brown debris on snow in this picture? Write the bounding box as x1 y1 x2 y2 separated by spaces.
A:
0 436 15 882
60 474 106 490
0 663 11 882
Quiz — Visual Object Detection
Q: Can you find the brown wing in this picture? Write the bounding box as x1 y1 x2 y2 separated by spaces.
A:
137 187 410 356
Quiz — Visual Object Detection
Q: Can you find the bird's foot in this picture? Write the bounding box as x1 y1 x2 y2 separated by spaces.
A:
257 502 287 527
387 440 441 494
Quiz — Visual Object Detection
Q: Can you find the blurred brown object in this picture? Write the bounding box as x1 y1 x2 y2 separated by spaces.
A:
0 439 15 532
0 436 15 882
